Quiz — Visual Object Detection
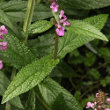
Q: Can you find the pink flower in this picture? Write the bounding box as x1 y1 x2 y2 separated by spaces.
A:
96 93 99 97
105 108 110 110
0 35 4 40
63 21 70 26
0 41 7 51
60 15 67 24
0 60 3 69
50 1 59 12
56 25 65 36
86 102 95 109
59 10 65 19
107 98 110 103
0 25 8 35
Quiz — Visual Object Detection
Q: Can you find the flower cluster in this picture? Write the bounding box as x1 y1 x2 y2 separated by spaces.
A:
86 91 110 110
50 0 70 37
0 25 8 69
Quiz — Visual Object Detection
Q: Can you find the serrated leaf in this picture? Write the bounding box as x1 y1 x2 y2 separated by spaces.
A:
59 0 110 10
2 55 59 104
28 20 53 34
83 14 109 30
38 78 82 110
0 34 36 69
57 20 108 58
84 14 108 54
25 90 35 110
67 20 108 41
0 71 23 108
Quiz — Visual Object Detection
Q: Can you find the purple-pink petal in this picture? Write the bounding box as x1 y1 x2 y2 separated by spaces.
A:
107 98 110 103
0 41 7 51
56 25 65 36
59 10 65 19
50 1 59 12
0 35 4 40
0 60 3 69
63 21 70 26
0 25 8 35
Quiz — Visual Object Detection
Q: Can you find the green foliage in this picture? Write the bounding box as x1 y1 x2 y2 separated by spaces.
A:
0 34 36 69
0 1 52 22
38 78 82 110
88 69 100 79
28 20 53 34
51 61 77 78
28 33 54 58
0 0 110 110
99 47 110 60
25 90 35 110
0 9 20 37
2 55 59 103
59 0 110 10
57 21 108 58
83 14 109 30
100 77 110 87
84 52 96 67
0 71 23 108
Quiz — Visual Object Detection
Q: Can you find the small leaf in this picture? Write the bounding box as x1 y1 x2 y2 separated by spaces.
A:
2 55 59 104
0 34 36 69
38 78 82 110
0 71 23 108
25 90 35 110
28 20 53 34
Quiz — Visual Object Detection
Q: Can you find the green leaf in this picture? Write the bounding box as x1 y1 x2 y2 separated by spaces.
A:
0 71 23 108
67 20 108 41
0 1 27 11
88 69 100 80
52 93 69 110
25 90 35 110
38 78 82 110
83 52 96 67
28 20 53 34
2 55 59 104
83 14 109 30
0 9 20 37
28 33 54 58
57 20 108 58
0 34 36 69
59 0 110 10
0 1 52 22
100 77 110 87
51 61 77 78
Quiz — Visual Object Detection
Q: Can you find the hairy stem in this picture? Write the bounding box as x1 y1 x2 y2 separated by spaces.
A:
5 102 10 110
35 92 52 110
54 35 58 60
23 0 35 43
